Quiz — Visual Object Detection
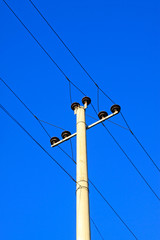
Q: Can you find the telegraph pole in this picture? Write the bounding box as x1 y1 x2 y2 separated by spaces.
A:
74 97 91 240
50 97 120 240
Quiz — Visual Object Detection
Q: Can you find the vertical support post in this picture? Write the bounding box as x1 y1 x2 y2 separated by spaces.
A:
76 105 91 240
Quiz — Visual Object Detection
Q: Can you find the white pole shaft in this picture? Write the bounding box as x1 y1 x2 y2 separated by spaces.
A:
76 106 91 240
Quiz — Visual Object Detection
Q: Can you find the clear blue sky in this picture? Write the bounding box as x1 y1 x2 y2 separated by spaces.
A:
0 0 159 239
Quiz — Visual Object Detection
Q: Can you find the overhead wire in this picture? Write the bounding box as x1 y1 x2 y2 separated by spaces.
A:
37 119 65 130
37 120 51 138
120 112 160 173
2 71 158 201
0 99 105 239
90 217 104 240
1 1 114 125
2 0 158 201
0 2 142 237
0 76 51 138
3 0 103 120
2 73 157 202
2 0 114 124
2 0 86 98
59 138 105 239
0 0 159 199
57 138 138 239
70 139 75 163
26 0 157 173
68 80 73 104
89 180 137 239
0 102 117 240
27 0 115 105
58 145 76 165
1 76 75 164
56 128 138 240
1 46 138 240
0 103 77 184
102 122 160 201
97 87 100 113
48 97 137 239
86 100 160 201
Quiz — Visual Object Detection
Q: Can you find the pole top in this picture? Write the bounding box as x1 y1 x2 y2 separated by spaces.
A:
82 96 91 106
110 104 121 113
71 102 80 111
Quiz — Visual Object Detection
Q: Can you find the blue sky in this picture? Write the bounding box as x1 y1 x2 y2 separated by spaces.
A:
0 0 160 239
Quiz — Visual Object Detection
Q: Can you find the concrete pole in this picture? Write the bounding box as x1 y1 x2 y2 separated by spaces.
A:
76 104 91 240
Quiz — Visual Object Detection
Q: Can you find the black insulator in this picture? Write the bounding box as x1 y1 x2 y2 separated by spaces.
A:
110 104 121 113
82 96 91 106
98 111 108 120
50 137 60 145
61 130 71 139
71 102 80 111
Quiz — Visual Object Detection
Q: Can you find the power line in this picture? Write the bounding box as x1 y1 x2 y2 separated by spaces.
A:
1 76 77 167
37 119 65 130
2 0 112 119
1 75 138 237
57 133 105 239
4 0 156 179
89 180 138 239
0 77 51 138
1 2 141 237
2 0 86 98
1 101 136 239
2 74 158 201
0 101 106 240
51 100 159 202
38 120 51 138
70 139 74 163
1 102 105 240
58 145 76 164
0 74 157 234
26 0 158 176
68 80 72 104
3 0 99 115
88 106 159 197
120 112 160 173
2 0 100 123
3 0 158 222
97 87 100 112
90 217 104 240
27 0 115 104
0 77 35 116
86 100 160 201
0 103 77 184
57 141 138 239
1 100 139 240
102 122 160 201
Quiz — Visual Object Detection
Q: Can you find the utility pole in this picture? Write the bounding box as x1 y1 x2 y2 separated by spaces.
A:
75 97 91 240
50 96 120 240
